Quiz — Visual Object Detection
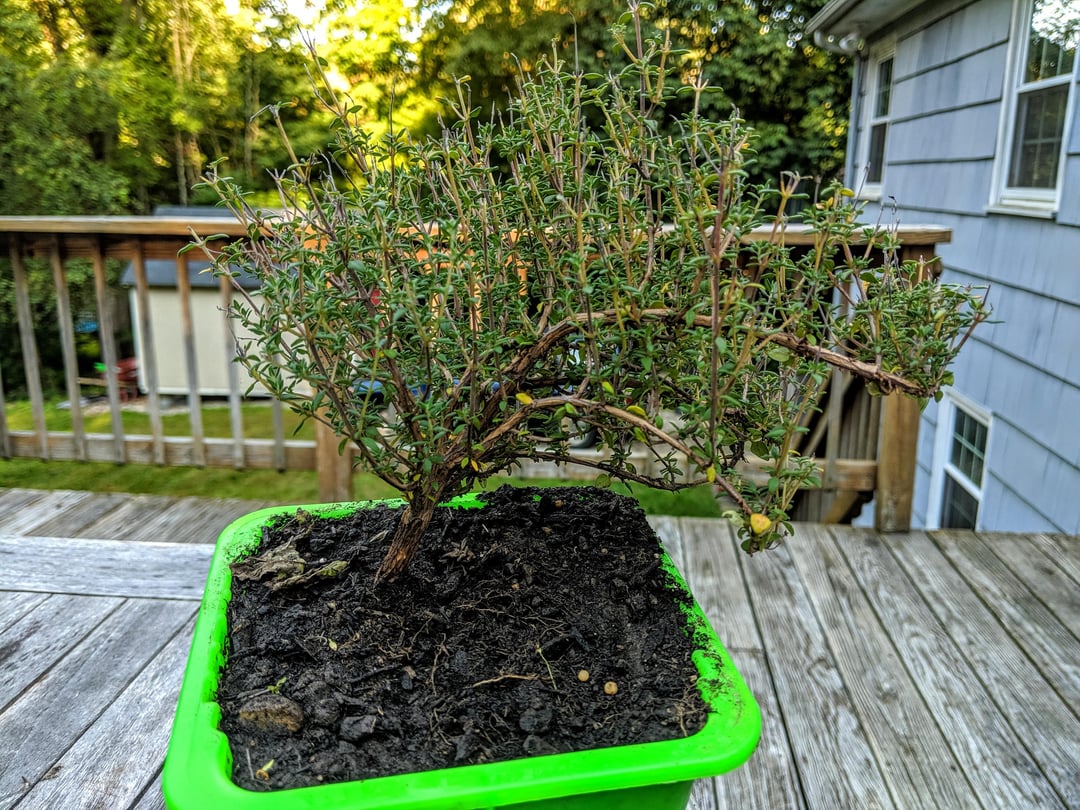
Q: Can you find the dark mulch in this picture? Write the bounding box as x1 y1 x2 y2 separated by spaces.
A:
218 485 708 790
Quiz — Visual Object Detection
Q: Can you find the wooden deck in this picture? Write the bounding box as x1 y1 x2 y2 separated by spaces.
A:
1 487 1076 810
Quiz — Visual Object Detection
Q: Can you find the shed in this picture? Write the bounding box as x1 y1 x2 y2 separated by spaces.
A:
120 207 266 398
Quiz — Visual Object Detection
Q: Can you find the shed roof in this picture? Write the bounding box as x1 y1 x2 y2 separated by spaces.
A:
807 0 924 38
118 206 261 290
119 259 261 290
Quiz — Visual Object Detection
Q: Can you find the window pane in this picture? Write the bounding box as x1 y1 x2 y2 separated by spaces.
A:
1027 0 1078 82
875 58 894 117
941 474 979 529
867 123 887 183
949 408 988 485
972 421 987 481
1008 84 1068 188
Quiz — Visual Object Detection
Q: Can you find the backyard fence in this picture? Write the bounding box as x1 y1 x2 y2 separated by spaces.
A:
0 216 950 529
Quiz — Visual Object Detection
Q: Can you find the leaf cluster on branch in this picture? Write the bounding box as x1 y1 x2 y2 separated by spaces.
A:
196 6 989 580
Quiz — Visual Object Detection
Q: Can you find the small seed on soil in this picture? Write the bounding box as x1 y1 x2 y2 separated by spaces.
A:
577 669 590 682
604 680 619 695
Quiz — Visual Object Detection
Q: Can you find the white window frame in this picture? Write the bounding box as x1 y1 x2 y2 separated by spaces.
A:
991 0 1079 213
926 392 993 531
855 42 896 200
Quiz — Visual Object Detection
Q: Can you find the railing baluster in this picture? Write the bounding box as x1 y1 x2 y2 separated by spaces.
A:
9 237 48 459
91 237 126 462
132 241 166 464
824 367 844 488
866 389 882 463
272 388 286 472
0 347 10 458
175 250 206 466
50 237 88 461
220 275 245 469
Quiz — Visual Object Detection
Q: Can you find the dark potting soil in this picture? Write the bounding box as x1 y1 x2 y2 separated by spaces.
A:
218 485 709 791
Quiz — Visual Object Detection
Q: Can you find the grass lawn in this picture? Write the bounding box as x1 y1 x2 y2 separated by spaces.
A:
0 456 723 517
3 397 315 440
2 396 723 516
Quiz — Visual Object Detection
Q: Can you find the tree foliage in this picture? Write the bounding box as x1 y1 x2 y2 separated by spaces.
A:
2 0 850 214
0 0 319 215
417 0 851 185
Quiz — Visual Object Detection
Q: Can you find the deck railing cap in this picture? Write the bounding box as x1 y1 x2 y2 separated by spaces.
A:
0 215 952 247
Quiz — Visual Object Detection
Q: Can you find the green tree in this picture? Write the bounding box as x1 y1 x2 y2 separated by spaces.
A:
416 0 850 185
655 0 850 181
0 0 324 215
202 13 986 577
323 0 419 118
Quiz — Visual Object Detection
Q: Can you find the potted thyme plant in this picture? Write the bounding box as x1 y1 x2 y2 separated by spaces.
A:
163 8 988 809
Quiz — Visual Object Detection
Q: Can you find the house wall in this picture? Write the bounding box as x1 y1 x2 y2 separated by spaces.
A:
848 0 1080 534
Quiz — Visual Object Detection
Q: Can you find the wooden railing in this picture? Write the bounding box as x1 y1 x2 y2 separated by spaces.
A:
0 216 949 529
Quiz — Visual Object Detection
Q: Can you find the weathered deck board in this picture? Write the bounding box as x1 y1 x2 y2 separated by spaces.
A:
1 490 1078 810
18 489 136 537
0 487 271 546
737 531 896 809
881 530 1080 807
0 536 212 599
831 527 1063 808
130 778 167 810
110 496 273 544
0 597 195 808
0 593 123 708
931 529 1080 711
1030 534 1080 587
71 493 205 541
16 620 195 810
977 532 1080 638
0 488 55 517
787 525 975 809
0 590 47 629
0 489 94 535
68 492 273 545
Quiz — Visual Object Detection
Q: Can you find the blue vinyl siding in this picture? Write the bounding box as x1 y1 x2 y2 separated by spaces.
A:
891 44 1008 118
849 0 1080 534
889 104 1000 162
892 0 1012 75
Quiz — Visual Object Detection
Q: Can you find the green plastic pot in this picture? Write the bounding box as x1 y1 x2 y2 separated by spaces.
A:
163 495 761 810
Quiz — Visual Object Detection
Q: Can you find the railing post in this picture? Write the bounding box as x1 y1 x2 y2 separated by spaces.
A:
875 393 920 531
874 240 944 531
315 418 354 503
